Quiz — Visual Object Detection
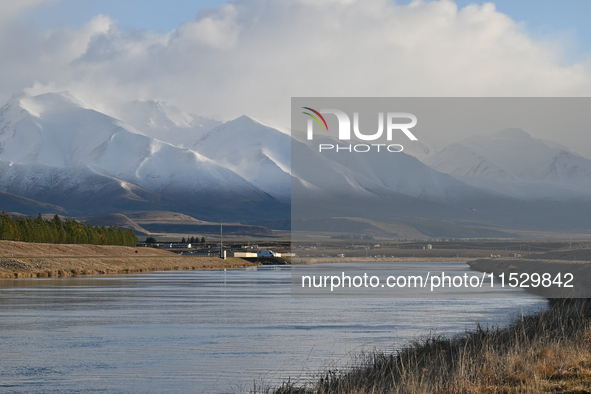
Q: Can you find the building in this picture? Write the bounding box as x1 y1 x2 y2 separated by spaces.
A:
229 252 258 258
258 250 279 257
163 243 192 249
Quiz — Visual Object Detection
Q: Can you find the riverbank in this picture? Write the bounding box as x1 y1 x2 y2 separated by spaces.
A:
0 240 474 278
0 240 255 278
272 299 591 393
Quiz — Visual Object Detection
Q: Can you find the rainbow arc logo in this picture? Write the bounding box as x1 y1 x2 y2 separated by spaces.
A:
302 107 328 132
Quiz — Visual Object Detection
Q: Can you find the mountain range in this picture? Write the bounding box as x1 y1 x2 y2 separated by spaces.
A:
425 128 591 200
0 92 287 222
1 91 591 238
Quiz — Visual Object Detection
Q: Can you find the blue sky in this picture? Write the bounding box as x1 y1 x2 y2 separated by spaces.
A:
454 0 591 60
22 0 229 33
20 0 591 60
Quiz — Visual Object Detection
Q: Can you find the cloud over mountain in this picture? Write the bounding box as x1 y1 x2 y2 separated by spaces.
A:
1 0 590 157
0 91 286 219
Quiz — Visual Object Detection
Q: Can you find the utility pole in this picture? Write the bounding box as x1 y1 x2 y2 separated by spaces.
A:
220 219 223 259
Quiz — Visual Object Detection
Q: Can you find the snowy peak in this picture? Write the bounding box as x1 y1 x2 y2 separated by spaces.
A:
135 99 195 128
425 142 518 181
292 134 479 203
112 100 222 147
196 115 279 147
0 92 286 220
192 115 292 201
16 91 90 118
0 92 119 167
492 127 535 141
118 99 193 129
426 127 591 199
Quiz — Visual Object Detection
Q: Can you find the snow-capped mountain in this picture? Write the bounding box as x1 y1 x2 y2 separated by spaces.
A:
398 139 438 162
425 128 591 199
289 131 524 227
3 91 591 234
291 132 477 202
110 100 222 148
191 115 291 202
0 92 285 219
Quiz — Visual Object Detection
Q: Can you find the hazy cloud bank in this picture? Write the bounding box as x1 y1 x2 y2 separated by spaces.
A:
1 0 590 149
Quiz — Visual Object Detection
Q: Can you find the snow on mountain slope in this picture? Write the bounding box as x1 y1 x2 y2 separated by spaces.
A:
425 142 518 181
398 139 438 162
191 115 291 201
3 91 591 231
291 132 481 203
0 161 165 215
0 92 279 215
425 128 591 199
110 100 222 148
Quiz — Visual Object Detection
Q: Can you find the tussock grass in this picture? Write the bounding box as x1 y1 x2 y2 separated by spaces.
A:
265 299 591 394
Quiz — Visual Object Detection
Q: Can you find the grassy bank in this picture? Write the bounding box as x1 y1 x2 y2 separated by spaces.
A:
269 299 591 394
0 240 255 278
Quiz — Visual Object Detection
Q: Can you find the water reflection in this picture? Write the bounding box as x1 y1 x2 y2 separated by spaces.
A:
0 264 547 393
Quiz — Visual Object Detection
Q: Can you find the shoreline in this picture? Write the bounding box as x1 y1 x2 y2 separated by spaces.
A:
2 239 586 279
0 256 257 279
0 254 475 279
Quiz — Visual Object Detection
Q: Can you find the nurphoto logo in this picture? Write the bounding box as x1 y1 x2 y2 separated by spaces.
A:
302 107 418 153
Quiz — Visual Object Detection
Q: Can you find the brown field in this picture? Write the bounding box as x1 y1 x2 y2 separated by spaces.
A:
0 240 255 279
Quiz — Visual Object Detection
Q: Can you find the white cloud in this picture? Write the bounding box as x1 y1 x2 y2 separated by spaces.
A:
175 4 241 50
1 0 591 141
0 0 58 25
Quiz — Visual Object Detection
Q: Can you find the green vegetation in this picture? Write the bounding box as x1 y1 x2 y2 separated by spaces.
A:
0 213 137 246
270 299 591 394
142 236 207 245
184 236 206 244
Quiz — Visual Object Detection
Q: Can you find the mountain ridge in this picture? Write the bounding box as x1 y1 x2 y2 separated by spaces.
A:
2 92 591 236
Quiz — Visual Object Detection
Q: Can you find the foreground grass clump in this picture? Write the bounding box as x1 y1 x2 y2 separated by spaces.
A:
269 300 591 394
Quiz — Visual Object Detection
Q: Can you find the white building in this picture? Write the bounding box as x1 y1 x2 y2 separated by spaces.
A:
163 243 192 249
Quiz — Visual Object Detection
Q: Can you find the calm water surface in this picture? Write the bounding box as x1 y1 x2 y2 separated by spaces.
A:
0 263 547 393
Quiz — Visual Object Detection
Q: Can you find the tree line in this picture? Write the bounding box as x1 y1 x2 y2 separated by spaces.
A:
0 213 138 246
182 236 206 244
144 236 206 244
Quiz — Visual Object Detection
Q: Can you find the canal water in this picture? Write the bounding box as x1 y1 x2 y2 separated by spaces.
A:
0 263 546 393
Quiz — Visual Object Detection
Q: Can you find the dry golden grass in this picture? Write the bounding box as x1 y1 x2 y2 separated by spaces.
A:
0 256 256 278
267 300 591 394
0 239 172 257
0 240 256 278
